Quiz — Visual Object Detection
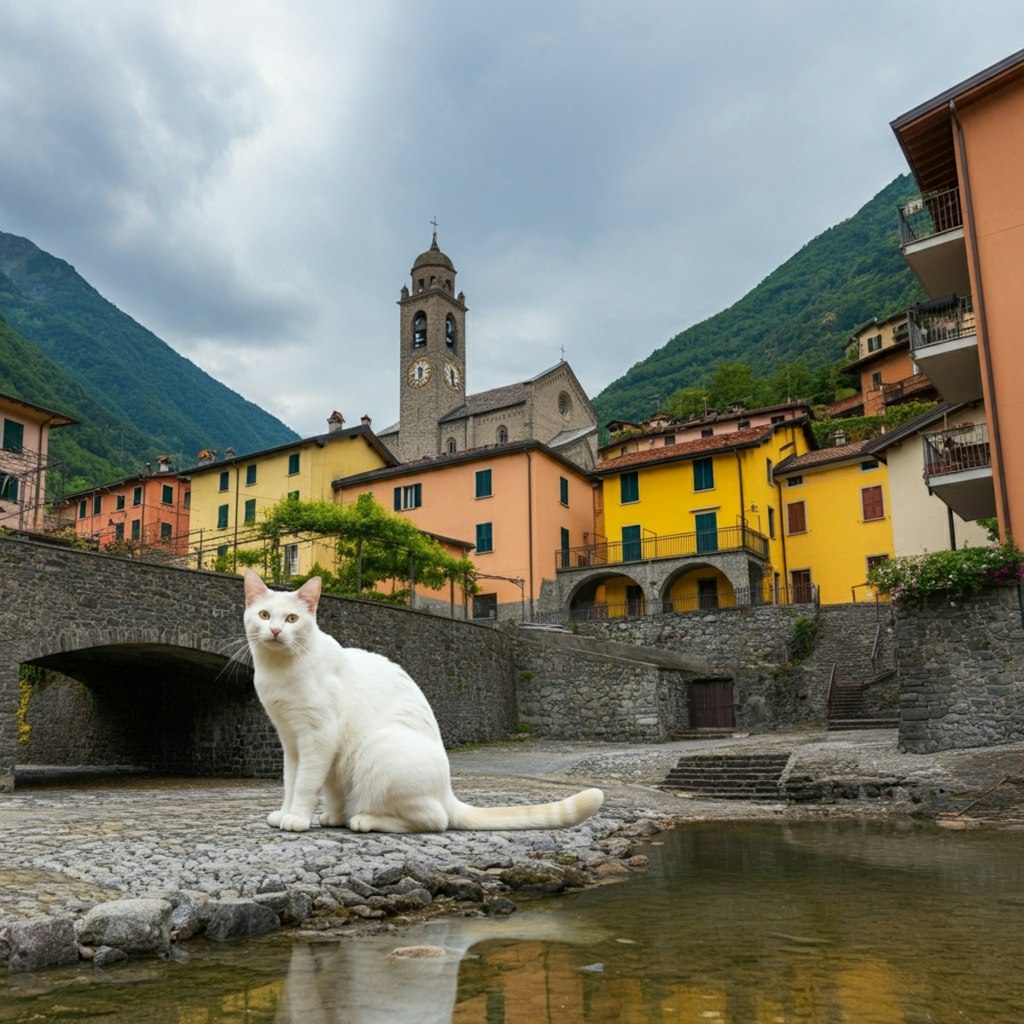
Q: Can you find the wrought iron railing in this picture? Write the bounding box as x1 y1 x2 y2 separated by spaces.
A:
898 187 962 245
907 294 976 354
555 524 769 572
531 583 818 625
922 422 991 479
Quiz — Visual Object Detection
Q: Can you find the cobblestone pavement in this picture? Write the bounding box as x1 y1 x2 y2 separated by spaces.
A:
2 729 1021 926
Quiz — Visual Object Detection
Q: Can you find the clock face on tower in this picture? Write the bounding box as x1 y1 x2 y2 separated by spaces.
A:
408 358 432 388
443 361 462 390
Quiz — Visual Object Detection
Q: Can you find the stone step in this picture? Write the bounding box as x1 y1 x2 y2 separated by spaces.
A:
828 717 899 732
662 753 792 801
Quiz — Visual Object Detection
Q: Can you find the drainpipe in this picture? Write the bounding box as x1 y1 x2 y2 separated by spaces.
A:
775 477 790 599
950 99 1011 537
525 449 534 621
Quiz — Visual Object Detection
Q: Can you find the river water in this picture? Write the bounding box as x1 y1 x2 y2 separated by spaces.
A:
2 818 1022 1023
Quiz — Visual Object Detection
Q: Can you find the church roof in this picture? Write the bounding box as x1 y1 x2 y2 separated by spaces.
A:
438 382 528 423
412 236 455 272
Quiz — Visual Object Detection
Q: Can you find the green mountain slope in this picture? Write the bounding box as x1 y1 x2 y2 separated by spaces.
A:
593 175 927 425
0 231 298 480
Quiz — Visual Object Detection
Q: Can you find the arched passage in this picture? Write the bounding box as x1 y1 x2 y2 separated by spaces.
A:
565 570 647 619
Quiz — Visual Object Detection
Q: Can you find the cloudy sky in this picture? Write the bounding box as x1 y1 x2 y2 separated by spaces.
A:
2 2 1023 438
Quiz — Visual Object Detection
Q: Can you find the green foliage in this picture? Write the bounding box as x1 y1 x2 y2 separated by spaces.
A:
221 494 479 606
868 542 1024 604
17 665 45 744
0 231 298 490
810 401 939 446
594 175 926 425
787 614 817 665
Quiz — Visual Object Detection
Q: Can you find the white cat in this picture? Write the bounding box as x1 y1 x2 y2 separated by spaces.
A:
242 570 604 834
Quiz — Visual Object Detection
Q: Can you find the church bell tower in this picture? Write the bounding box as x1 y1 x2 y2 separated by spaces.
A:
396 231 468 461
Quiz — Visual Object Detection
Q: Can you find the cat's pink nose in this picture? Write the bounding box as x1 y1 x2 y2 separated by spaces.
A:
270 627 281 638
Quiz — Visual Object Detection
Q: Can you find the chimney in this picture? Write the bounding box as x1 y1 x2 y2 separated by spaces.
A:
360 414 372 428
224 447 235 460
834 429 847 447
328 411 346 434
157 455 173 473
197 449 218 465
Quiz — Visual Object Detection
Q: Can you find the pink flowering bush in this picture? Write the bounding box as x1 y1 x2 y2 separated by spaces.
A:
868 541 1024 604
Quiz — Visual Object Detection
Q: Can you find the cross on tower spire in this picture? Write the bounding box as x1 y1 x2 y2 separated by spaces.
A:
430 216 438 242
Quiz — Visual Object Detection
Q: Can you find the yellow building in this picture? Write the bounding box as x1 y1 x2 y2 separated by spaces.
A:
186 419 395 575
567 421 815 617
773 440 894 604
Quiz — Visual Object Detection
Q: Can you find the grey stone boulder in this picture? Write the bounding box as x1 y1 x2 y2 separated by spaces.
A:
7 916 80 972
75 898 173 956
201 898 280 941
253 889 314 925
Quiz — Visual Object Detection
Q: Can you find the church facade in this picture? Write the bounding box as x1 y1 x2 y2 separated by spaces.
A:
376 235 598 471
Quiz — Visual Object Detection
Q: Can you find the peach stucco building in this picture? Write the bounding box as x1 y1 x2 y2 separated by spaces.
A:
892 48 1024 538
335 440 597 619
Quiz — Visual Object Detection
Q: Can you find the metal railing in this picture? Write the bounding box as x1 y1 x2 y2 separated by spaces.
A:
898 186 962 245
881 373 935 406
555 524 769 572
907 294 976 354
922 422 991 479
532 582 818 625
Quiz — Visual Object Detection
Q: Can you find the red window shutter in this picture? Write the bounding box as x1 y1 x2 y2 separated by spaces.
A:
787 501 806 534
862 486 884 521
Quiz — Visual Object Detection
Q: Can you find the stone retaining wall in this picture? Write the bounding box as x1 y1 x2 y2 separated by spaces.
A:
895 586 1024 753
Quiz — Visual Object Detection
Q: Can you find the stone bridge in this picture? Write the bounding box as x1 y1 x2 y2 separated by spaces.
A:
0 535 520 792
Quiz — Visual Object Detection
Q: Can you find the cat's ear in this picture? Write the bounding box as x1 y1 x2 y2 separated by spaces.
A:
295 576 322 613
244 569 269 607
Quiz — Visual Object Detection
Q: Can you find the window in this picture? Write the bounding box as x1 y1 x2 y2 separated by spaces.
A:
867 554 889 574
622 525 641 561
245 465 257 486
217 504 229 529
497 426 509 444
288 453 300 475
738 420 750 429
767 506 776 539
2 419 24 452
284 544 299 576
693 458 714 492
620 471 639 504
787 475 803 487
560 527 571 569
860 460 878 472
867 334 883 353
130 519 141 541
133 486 142 507
447 438 457 454
663 435 676 446
475 469 492 499
184 492 191 510
114 522 124 540
700 428 714 438
559 476 569 506
862 485 885 521
770 414 786 425
787 501 807 534
695 511 718 553
287 490 299 502
413 312 427 347
244 498 257 524
473 593 497 619
558 392 571 417
766 458 773 484
116 494 126 511
216 544 229 559
92 494 102 515
870 371 883 390
476 522 493 553
394 483 422 510
0 476 19 502
161 484 174 504
160 522 172 543
445 315 456 349
78 499 87 519
218 471 229 492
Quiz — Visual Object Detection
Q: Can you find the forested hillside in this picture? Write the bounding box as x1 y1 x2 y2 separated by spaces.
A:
0 231 298 490
593 175 927 425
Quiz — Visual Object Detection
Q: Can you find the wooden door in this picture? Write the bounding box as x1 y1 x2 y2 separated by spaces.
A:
688 681 735 729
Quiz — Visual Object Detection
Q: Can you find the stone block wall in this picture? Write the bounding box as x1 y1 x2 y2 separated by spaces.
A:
895 586 1024 753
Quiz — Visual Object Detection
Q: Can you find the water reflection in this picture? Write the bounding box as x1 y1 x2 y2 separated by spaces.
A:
3 820 1023 1023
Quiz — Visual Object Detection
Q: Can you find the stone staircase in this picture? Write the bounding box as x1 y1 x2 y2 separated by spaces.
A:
661 752 792 800
827 672 899 731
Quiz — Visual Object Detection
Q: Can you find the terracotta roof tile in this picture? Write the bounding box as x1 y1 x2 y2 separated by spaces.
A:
594 425 775 473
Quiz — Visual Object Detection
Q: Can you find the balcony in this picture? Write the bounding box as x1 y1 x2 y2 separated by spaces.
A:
922 422 996 521
556 524 769 573
880 372 937 408
898 188 970 296
907 294 981 403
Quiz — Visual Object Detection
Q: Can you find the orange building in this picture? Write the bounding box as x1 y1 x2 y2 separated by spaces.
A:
334 440 597 619
891 48 1024 537
58 464 192 556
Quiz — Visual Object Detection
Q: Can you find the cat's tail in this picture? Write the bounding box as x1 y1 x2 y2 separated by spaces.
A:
447 788 604 830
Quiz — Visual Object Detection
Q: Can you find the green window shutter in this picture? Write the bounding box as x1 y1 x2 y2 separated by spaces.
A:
475 469 492 498
620 472 639 503
476 522 493 553
693 458 714 491
2 419 24 451
217 504 229 529
394 487 402 511
622 525 641 561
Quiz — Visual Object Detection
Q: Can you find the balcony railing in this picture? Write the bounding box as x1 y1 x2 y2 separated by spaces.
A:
556 524 769 572
922 422 991 479
907 294 975 354
898 187 963 245
881 372 935 406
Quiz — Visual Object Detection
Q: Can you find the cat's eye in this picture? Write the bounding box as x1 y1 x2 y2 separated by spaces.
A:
258 610 270 620
285 613 299 623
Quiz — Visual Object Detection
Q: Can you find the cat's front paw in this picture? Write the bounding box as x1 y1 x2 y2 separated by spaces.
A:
279 813 311 832
319 811 345 828
266 810 285 828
